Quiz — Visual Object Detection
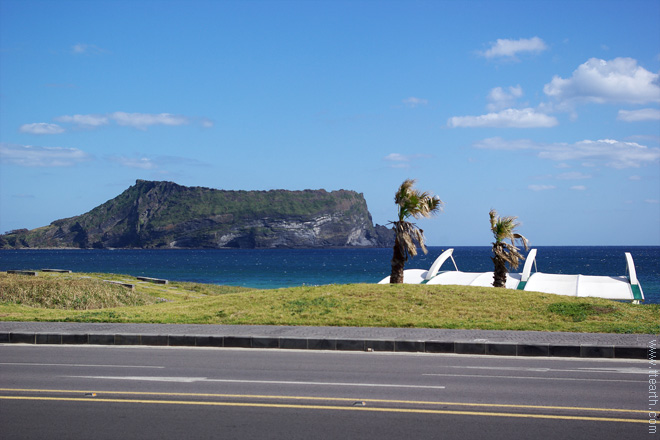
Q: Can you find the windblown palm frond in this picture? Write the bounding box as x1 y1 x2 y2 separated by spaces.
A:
393 220 427 260
489 209 529 288
389 179 443 284
489 209 529 254
492 241 524 269
396 179 443 222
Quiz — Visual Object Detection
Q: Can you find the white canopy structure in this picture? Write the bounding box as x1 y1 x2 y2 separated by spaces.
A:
378 248 645 303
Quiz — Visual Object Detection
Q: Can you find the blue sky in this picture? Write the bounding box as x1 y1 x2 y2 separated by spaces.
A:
1 0 659 246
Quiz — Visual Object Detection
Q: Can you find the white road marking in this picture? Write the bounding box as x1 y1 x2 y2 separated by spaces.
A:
66 376 446 389
67 376 207 383
422 373 643 383
0 363 164 369
574 367 649 374
445 366 649 374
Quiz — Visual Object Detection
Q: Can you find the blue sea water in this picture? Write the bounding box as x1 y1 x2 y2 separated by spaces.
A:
1 246 658 304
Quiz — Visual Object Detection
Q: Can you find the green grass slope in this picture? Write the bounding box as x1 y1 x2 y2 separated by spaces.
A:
1 271 658 334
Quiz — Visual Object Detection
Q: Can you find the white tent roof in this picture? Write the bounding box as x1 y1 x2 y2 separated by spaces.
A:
426 271 521 289
378 248 644 302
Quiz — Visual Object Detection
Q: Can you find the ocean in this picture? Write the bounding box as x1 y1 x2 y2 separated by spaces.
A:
1 246 658 304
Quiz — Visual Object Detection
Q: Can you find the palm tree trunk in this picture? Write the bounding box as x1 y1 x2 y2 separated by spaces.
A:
492 255 508 287
390 236 405 284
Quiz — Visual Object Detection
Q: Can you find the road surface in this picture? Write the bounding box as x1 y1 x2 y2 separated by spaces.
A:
0 344 651 439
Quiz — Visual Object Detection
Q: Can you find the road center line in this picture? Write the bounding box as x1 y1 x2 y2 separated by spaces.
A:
0 395 645 424
0 388 645 414
65 376 446 389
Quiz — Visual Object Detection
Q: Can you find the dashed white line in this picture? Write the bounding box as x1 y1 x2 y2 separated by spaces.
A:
66 376 446 389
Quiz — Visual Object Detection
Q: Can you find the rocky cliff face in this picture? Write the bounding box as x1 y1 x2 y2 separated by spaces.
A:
0 180 394 249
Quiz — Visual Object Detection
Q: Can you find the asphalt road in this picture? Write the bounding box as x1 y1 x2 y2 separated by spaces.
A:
0 344 651 439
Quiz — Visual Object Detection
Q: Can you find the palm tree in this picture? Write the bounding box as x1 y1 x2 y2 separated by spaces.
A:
389 179 443 284
489 209 529 288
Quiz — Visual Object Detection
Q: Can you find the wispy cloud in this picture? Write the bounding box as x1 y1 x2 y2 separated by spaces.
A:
55 114 109 127
570 185 587 191
383 153 431 169
71 43 107 55
544 58 660 107
472 137 538 150
19 123 65 135
12 193 36 199
109 156 158 170
384 153 414 169
448 108 558 128
528 184 556 191
44 83 76 89
0 143 91 167
538 139 660 168
51 112 191 130
402 97 428 108
556 171 592 180
480 37 548 59
109 154 208 170
109 112 188 129
617 108 660 122
475 137 660 168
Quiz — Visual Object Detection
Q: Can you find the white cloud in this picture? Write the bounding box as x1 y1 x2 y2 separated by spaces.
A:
487 86 523 111
570 185 587 191
529 184 556 191
19 123 65 135
629 175 642 181
0 143 91 167
474 137 660 169
539 139 660 168
544 58 660 106
646 199 660 204
617 108 660 122
402 97 428 108
109 112 189 129
556 172 592 180
448 108 558 128
481 37 548 59
56 114 109 127
53 112 191 130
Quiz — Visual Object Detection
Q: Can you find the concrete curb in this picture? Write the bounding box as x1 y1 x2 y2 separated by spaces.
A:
1 331 648 359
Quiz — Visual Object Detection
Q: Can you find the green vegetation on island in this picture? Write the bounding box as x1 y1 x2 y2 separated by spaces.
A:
0 180 394 249
1 271 658 334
